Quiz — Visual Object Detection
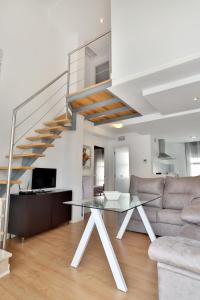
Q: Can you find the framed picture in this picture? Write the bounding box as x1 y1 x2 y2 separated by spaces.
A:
83 145 91 169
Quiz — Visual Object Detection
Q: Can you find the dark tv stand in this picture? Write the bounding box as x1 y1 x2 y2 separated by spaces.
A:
8 189 72 239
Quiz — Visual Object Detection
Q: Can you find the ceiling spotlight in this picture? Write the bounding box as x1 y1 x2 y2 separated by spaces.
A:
100 18 104 24
193 97 200 101
112 123 123 129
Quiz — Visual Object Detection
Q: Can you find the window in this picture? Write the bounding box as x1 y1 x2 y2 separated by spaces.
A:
185 142 200 176
190 157 200 176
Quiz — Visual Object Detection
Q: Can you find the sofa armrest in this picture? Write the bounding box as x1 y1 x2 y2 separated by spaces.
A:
148 236 200 274
192 196 200 205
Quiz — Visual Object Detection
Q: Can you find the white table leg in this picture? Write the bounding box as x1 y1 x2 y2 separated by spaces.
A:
91 208 127 292
137 205 156 242
71 213 95 268
71 208 128 292
116 208 135 239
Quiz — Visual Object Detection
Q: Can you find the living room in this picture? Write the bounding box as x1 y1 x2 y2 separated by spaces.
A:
1 0 200 299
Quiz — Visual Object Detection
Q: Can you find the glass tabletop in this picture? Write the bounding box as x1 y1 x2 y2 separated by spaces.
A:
63 192 161 213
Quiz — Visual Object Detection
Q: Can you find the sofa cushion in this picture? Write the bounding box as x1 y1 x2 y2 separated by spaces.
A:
148 236 200 274
132 206 160 223
157 209 184 226
129 175 164 208
180 224 200 241
181 204 200 225
163 176 200 209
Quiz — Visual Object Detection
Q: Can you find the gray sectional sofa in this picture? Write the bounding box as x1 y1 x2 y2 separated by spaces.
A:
120 175 200 237
131 175 200 300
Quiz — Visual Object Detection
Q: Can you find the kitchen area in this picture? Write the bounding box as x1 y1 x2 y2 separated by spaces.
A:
152 138 200 177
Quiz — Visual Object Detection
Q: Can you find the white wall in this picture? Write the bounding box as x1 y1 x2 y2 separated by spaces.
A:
0 0 78 158
0 1 97 223
107 132 152 190
111 0 200 81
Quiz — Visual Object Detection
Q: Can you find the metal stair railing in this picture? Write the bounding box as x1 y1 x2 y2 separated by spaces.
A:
67 31 111 95
2 30 112 250
2 70 68 249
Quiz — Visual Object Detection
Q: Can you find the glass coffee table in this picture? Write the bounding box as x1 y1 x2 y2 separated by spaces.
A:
64 192 160 293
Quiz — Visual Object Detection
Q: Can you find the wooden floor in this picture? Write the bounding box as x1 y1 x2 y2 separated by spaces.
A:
0 213 158 300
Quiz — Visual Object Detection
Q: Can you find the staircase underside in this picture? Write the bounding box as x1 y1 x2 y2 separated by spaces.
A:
68 80 140 125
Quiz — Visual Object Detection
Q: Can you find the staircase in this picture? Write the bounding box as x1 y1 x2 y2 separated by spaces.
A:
0 113 71 196
0 30 140 278
0 67 73 277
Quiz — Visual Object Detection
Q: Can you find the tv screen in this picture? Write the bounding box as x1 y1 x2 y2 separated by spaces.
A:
32 168 57 190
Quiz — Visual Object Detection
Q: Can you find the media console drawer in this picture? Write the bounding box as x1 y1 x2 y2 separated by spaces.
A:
8 190 72 238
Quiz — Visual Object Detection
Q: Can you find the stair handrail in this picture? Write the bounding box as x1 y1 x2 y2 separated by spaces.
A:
67 30 111 95
2 69 68 249
68 30 111 55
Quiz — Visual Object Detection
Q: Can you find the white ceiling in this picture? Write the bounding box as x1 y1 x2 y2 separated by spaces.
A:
143 74 200 115
104 53 200 142
106 109 200 142
110 54 200 116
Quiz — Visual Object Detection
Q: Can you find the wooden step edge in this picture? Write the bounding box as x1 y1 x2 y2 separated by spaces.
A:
17 143 54 149
44 118 71 127
26 134 62 141
6 153 45 159
0 166 34 170
0 180 22 185
35 127 68 133
54 113 71 121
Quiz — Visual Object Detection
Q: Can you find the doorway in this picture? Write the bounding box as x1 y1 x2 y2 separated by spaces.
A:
114 146 130 192
94 146 105 196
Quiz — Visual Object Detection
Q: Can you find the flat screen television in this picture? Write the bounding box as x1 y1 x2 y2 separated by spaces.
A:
32 168 57 190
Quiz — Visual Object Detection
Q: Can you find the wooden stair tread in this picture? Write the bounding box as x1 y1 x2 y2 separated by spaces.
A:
0 180 22 185
6 153 45 159
54 113 71 121
44 118 71 127
0 166 34 170
17 143 54 149
35 126 68 134
26 134 61 141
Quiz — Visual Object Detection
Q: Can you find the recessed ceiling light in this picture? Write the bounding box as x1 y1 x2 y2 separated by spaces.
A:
112 123 123 129
191 136 197 139
193 97 200 101
100 18 104 24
